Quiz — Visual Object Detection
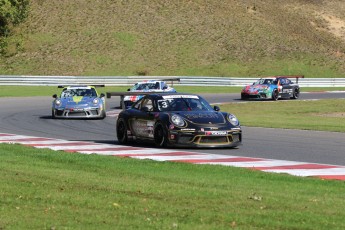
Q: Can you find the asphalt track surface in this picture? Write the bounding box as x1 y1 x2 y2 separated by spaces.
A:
1 92 345 167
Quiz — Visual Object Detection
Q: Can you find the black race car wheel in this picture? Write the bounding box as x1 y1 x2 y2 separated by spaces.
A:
272 89 279 101
116 119 128 144
292 88 300 99
154 122 168 147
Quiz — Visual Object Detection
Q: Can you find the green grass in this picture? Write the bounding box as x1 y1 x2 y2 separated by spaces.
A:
0 85 344 97
220 99 345 132
1 143 345 229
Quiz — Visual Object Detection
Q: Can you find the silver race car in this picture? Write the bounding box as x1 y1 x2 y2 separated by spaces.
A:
52 85 106 119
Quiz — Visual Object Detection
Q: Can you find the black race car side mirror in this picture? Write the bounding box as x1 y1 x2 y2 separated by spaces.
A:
100 93 105 98
53 94 57 98
214 106 220 111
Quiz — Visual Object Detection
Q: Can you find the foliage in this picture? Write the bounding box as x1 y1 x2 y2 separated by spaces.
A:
0 0 29 34
0 0 29 53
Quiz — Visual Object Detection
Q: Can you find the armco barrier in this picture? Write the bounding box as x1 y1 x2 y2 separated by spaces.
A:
0 75 345 87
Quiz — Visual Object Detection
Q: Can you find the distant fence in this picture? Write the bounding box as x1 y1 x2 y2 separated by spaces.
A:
0 75 345 87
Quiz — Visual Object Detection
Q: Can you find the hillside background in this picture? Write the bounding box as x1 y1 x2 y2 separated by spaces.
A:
0 0 345 78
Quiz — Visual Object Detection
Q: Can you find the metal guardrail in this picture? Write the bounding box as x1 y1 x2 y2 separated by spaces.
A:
0 75 345 87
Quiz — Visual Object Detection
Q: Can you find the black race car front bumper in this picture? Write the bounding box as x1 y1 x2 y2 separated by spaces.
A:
168 129 242 148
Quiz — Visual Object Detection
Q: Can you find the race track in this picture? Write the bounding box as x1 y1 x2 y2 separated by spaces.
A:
0 92 345 167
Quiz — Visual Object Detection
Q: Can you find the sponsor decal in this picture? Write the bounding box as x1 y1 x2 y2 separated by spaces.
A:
205 131 227 136
162 95 199 99
132 120 154 137
185 113 220 119
70 108 84 112
181 128 195 131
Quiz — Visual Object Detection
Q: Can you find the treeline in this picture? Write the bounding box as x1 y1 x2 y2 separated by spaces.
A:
0 0 29 36
0 0 29 53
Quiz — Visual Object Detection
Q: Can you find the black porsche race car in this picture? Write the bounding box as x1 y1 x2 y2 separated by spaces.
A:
116 93 242 148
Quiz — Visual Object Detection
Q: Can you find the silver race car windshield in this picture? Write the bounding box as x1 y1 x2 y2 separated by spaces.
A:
61 88 97 97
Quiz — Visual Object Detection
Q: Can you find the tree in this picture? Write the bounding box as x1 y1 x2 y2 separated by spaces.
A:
0 0 29 36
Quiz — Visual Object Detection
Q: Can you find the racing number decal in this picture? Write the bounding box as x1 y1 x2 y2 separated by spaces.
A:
160 101 168 108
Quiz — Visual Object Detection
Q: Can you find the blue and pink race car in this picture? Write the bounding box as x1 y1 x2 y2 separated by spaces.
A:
241 76 303 100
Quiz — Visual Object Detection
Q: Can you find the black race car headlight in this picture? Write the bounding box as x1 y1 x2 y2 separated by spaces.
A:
55 99 61 106
171 114 185 127
93 98 99 105
227 114 239 126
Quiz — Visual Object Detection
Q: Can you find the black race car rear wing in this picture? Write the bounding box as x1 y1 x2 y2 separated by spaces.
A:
106 92 157 109
58 85 105 88
160 78 180 86
274 75 304 83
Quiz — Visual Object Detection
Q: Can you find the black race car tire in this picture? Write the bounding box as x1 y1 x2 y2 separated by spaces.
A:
292 88 300 99
116 118 128 144
154 122 168 147
272 89 279 101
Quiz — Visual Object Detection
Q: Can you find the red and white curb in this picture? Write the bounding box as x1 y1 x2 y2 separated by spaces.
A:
1 132 345 181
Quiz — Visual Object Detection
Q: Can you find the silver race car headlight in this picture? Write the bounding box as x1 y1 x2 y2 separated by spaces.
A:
171 114 185 127
93 98 99 105
55 99 61 106
227 114 239 126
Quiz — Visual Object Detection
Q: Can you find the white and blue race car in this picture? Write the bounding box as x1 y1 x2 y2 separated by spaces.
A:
123 80 177 107
52 85 106 119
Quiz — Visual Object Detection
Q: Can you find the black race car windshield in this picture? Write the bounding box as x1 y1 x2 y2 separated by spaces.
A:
156 95 214 112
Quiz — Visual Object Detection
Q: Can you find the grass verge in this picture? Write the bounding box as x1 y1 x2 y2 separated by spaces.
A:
0 85 344 97
1 143 345 229
220 99 345 132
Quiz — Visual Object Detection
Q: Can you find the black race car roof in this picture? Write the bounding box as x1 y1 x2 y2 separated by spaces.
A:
146 92 201 98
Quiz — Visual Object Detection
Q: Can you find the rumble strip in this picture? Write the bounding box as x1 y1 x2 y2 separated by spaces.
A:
1 133 345 181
